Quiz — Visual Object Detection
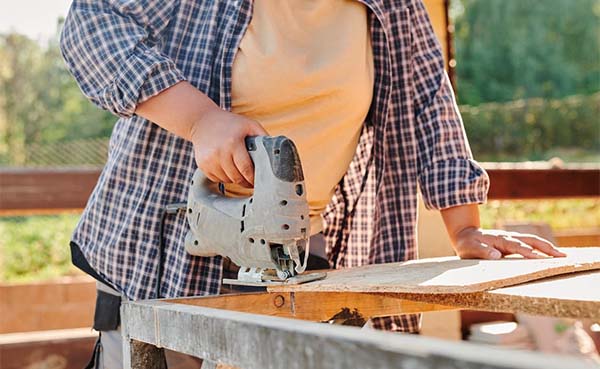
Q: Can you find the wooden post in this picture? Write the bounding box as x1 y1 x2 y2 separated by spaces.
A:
124 340 166 369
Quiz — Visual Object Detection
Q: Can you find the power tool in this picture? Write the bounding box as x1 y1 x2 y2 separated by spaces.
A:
184 135 326 286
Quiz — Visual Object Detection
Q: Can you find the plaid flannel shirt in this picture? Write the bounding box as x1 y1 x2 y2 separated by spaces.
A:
60 0 489 333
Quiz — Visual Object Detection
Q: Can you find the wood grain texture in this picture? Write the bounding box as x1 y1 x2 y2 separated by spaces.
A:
122 300 596 369
166 292 453 321
269 247 600 294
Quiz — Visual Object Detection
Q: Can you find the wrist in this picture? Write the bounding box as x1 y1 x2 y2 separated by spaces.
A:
189 104 222 142
440 204 481 246
453 225 479 241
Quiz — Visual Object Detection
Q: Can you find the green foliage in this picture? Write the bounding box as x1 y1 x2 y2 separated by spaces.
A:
0 214 82 283
461 93 600 161
454 0 600 105
479 199 600 230
0 22 115 166
1 6 599 165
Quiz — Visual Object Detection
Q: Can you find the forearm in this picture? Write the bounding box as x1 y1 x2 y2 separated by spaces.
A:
136 80 266 186
440 203 480 246
135 81 219 141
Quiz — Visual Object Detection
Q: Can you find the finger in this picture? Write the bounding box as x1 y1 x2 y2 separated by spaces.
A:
492 236 546 259
246 120 268 136
210 165 233 184
457 241 502 260
232 143 255 186
513 234 566 257
203 171 221 184
221 153 252 188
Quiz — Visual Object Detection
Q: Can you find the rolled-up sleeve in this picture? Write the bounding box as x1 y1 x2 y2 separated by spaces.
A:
410 0 489 210
60 0 186 117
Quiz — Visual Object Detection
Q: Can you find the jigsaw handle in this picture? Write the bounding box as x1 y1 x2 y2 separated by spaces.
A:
185 135 311 276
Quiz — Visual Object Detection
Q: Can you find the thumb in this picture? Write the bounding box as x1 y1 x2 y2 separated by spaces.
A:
458 242 502 260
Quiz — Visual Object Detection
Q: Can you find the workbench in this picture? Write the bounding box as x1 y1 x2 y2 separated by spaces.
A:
122 250 600 369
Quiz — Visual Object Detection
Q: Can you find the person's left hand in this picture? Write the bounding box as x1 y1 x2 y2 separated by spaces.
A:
452 227 567 260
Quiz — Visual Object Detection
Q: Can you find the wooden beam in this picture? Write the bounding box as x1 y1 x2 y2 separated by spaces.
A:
0 168 97 215
128 340 166 369
555 228 600 247
121 299 595 369
166 292 452 322
0 276 95 334
0 329 96 369
1 167 598 215
486 169 600 199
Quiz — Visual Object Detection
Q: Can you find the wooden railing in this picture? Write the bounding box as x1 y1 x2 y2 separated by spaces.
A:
1 165 598 215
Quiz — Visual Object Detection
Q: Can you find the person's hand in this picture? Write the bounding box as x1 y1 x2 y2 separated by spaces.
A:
190 107 267 188
452 227 567 260
134 81 268 187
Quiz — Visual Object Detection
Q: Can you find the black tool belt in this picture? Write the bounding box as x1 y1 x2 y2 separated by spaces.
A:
93 285 121 331
70 241 121 331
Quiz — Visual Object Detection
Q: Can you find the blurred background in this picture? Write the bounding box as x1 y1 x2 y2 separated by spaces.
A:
0 0 599 368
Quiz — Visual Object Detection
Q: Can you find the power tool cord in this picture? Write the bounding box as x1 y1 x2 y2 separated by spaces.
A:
156 202 186 298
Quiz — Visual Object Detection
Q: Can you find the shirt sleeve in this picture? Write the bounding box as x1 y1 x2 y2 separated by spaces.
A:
60 0 186 118
411 0 490 210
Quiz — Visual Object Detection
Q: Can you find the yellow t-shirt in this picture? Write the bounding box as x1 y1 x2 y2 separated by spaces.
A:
227 0 374 234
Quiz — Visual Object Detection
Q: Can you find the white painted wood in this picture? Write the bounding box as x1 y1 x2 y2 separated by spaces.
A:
121 300 596 369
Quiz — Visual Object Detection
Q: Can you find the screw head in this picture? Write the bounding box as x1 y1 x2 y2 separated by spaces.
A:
273 295 285 308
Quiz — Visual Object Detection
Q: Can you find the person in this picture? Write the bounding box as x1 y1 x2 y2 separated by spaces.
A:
60 0 565 367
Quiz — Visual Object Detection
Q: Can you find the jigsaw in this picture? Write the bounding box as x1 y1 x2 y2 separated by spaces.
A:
185 135 326 286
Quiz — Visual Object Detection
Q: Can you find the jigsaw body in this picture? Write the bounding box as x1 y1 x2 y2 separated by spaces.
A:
185 136 326 286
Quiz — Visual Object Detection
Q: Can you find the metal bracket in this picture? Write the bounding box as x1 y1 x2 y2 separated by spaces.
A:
223 268 326 287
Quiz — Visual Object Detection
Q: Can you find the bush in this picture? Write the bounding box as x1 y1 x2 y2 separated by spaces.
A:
0 214 81 283
460 93 600 161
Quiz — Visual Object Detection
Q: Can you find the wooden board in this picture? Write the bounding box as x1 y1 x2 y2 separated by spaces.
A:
122 299 596 369
168 291 453 321
270 247 600 294
486 270 600 318
393 271 600 320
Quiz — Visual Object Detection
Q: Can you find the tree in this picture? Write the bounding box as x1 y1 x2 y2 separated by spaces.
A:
0 20 114 165
453 0 600 105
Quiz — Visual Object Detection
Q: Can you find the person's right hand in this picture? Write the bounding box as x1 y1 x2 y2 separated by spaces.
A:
190 107 268 188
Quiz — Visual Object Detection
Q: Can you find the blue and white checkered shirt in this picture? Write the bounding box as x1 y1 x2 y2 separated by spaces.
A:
60 0 489 332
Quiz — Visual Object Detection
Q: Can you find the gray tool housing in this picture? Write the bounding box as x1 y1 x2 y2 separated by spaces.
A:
185 136 312 282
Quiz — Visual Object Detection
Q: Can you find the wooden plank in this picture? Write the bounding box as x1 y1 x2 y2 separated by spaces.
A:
0 168 98 214
394 271 600 320
555 228 600 247
0 329 96 369
121 300 596 369
486 169 600 199
487 270 600 317
269 247 600 294
420 310 462 341
166 292 453 322
0 276 95 334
